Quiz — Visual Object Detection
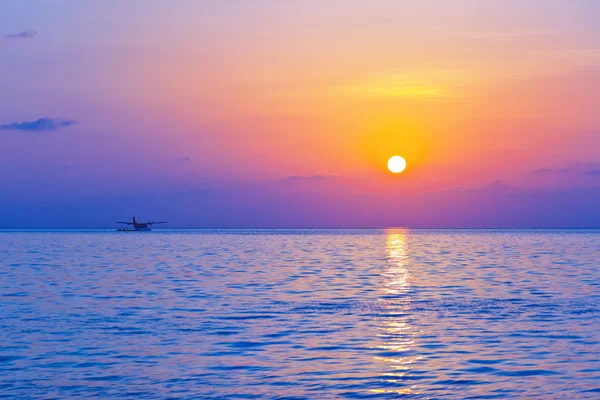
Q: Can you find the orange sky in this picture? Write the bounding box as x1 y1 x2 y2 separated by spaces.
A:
1 1 600 227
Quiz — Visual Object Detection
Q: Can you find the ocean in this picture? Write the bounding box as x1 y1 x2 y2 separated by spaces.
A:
0 229 598 399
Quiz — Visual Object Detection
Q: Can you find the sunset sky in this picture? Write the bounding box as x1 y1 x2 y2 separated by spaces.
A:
1 1 600 228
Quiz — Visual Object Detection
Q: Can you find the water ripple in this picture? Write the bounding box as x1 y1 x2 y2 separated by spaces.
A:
0 229 599 398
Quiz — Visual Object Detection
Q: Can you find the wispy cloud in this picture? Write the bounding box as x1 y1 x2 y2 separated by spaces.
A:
346 83 451 99
533 168 571 175
341 69 466 99
0 118 77 132
284 174 335 182
449 29 552 40
3 29 37 40
533 162 600 178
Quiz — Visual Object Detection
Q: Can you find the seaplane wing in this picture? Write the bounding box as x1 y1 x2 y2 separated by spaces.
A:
117 222 134 225
149 221 167 225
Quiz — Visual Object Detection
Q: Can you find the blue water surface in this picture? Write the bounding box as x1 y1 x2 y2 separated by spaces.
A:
0 229 599 399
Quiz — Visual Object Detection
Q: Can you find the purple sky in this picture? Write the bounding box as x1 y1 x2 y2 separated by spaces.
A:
1 1 600 228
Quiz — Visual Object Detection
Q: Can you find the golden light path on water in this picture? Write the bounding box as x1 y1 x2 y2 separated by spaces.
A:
370 230 423 396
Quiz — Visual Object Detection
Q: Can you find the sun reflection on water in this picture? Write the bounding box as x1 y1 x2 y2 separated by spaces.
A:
371 230 423 395
383 232 410 296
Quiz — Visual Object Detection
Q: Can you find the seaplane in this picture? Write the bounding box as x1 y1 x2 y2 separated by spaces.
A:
117 217 167 232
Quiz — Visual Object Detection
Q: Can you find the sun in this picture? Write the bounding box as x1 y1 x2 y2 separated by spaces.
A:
387 156 407 174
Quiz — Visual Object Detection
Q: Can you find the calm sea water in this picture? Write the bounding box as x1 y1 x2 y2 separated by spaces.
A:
0 229 599 399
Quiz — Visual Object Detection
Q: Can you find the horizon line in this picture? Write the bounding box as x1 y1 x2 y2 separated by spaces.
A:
2 227 600 231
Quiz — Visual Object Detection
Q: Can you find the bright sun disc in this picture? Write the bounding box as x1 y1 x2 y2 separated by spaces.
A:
388 156 407 174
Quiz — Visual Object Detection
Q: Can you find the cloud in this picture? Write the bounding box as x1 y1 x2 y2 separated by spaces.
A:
408 181 600 228
178 156 191 161
118 181 600 228
3 29 37 40
284 174 335 182
532 167 572 175
0 118 77 132
588 168 600 176
532 162 600 178
4 174 600 228
341 68 466 99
